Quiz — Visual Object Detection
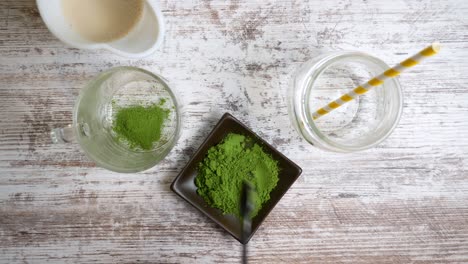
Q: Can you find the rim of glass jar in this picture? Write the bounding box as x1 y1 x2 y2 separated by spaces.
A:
298 51 403 152
73 66 182 156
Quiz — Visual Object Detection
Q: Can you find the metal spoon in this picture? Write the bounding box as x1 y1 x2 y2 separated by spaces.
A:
240 181 254 264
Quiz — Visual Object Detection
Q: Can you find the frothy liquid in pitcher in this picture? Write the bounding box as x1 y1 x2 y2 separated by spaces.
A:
62 0 144 43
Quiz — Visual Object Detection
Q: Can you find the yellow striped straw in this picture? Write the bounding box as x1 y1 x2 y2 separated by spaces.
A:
312 42 441 120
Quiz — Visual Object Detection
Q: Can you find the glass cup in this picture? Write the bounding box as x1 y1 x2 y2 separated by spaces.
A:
51 66 182 172
289 51 403 152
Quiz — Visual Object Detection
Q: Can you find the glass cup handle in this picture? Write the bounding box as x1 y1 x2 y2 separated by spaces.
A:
50 124 75 143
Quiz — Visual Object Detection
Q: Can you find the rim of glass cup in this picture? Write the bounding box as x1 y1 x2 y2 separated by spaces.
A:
293 51 403 152
73 66 182 171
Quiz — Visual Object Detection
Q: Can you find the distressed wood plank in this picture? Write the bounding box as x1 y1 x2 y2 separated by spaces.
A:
1 0 467 263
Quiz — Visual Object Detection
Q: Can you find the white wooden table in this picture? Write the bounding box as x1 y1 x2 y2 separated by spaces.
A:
1 0 467 263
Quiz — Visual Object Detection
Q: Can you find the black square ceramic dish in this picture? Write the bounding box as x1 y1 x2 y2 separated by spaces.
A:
170 113 302 244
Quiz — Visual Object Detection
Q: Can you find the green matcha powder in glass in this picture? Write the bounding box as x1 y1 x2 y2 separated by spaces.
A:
112 100 169 151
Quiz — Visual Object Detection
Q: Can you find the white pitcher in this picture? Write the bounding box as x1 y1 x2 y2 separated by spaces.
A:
36 0 164 58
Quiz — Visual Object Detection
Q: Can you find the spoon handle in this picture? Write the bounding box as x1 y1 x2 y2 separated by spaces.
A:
241 181 253 263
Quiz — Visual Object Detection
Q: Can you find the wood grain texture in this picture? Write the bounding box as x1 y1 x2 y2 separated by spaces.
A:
1 0 467 263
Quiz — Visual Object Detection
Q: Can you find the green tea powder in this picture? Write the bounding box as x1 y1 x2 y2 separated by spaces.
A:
195 133 279 218
113 103 169 150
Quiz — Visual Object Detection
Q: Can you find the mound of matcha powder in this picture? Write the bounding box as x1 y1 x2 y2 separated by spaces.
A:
113 103 169 150
195 133 279 218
